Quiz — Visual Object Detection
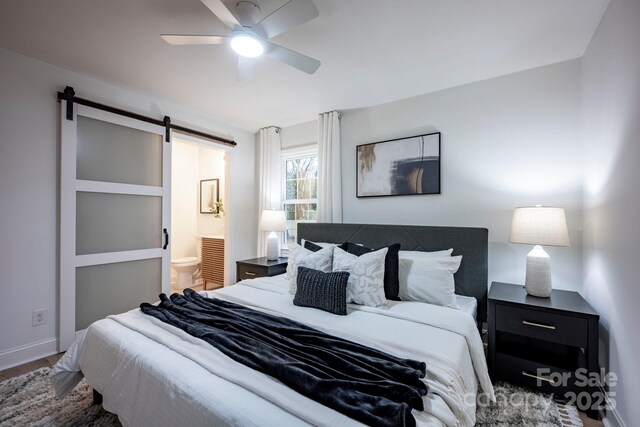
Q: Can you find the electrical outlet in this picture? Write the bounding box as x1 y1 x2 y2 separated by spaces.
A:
32 309 47 326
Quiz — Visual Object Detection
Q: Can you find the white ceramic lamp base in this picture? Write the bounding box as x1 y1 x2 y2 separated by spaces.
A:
266 232 279 261
525 245 552 297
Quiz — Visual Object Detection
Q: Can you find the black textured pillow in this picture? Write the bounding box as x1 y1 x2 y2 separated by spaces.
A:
343 242 401 301
293 267 350 315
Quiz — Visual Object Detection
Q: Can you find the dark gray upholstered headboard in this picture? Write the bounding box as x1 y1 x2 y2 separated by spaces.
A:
297 223 489 323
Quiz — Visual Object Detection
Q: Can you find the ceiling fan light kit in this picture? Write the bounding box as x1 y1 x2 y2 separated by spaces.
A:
162 0 321 79
230 33 264 58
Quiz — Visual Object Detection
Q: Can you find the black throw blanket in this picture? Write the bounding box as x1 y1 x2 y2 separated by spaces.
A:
140 289 428 427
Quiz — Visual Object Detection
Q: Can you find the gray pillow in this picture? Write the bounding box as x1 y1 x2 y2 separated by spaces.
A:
293 267 350 315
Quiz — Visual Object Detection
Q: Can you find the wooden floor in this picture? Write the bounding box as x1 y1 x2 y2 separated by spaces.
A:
0 353 603 427
0 353 64 382
580 413 603 427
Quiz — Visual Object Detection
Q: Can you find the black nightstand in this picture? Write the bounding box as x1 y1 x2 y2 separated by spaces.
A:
236 257 288 282
488 282 600 416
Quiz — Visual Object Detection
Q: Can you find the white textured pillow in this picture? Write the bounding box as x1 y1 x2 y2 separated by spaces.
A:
333 246 388 307
398 248 453 258
287 243 334 294
398 255 462 308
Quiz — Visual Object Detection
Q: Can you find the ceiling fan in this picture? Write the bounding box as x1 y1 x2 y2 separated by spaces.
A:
161 0 321 80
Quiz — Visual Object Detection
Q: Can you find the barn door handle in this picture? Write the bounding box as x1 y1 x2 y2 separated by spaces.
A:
163 228 169 250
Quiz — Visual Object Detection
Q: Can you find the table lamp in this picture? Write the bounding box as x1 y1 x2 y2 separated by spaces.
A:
259 209 286 261
509 206 570 297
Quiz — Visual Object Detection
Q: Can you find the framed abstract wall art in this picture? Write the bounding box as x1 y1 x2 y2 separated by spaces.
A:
356 132 441 198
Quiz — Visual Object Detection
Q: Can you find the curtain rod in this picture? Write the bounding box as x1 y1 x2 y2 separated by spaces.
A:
259 126 280 133
56 86 236 147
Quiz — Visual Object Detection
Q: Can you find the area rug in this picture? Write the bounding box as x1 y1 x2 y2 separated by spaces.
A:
476 382 583 427
0 367 119 426
0 368 583 426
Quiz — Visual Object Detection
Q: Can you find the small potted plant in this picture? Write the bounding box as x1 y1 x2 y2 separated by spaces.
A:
211 200 224 218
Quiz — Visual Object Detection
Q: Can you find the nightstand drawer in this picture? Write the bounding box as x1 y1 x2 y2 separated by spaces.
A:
495 353 574 394
237 264 266 280
495 304 588 347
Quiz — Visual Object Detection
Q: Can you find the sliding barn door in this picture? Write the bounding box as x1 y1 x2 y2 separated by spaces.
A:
59 100 171 351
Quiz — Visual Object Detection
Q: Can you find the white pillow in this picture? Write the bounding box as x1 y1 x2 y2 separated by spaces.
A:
398 255 462 308
398 248 453 258
332 246 388 307
286 243 334 294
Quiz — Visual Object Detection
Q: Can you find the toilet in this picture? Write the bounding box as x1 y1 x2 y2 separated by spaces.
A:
171 256 201 290
171 236 205 289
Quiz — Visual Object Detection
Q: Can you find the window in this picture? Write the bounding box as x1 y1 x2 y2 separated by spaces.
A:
282 147 318 246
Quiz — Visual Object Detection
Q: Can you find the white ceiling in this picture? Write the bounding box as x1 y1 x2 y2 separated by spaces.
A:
0 0 608 131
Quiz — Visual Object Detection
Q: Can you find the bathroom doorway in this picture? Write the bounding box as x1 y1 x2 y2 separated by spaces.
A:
170 135 229 293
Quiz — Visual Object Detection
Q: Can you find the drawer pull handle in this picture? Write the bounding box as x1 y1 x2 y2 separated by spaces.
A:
522 371 554 384
522 320 556 330
244 272 257 276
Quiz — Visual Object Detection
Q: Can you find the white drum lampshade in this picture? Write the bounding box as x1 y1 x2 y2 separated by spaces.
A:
259 210 286 261
509 206 570 297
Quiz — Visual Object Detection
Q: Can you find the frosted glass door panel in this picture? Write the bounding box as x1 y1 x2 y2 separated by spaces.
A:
75 258 161 330
77 116 163 186
76 192 162 255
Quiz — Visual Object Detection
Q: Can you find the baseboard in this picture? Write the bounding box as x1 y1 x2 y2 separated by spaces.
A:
0 337 58 372
599 384 627 427
602 408 626 427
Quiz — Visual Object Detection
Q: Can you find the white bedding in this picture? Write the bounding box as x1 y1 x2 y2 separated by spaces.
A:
454 294 477 319
52 276 493 427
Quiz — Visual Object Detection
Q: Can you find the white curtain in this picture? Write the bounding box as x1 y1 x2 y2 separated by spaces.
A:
317 111 342 223
257 127 282 256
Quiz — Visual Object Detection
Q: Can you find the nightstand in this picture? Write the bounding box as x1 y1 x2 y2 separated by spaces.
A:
236 257 288 282
488 282 600 416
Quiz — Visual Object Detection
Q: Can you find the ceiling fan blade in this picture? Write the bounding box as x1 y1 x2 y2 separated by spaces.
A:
201 0 240 29
265 42 320 74
161 34 228 45
257 0 319 39
238 56 255 81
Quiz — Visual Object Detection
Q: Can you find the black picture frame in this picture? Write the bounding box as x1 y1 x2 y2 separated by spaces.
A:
356 132 441 198
200 178 220 214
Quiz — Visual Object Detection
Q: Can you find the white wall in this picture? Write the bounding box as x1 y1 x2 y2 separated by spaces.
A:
341 60 583 291
581 0 640 425
0 48 257 369
280 120 317 149
197 146 225 237
171 140 200 259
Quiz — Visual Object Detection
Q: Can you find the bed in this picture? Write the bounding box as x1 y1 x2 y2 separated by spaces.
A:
51 223 494 427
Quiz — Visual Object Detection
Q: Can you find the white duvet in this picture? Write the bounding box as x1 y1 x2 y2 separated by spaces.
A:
51 276 494 427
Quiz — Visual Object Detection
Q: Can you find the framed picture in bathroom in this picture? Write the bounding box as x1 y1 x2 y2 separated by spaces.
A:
200 179 220 214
